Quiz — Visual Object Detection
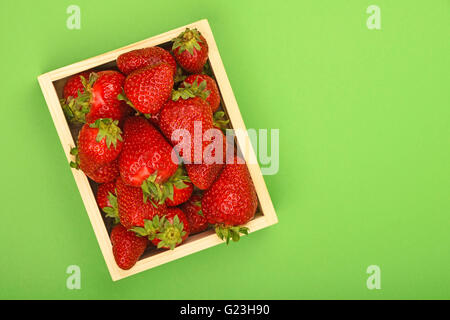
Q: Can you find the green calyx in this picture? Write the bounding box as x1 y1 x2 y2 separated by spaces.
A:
89 118 123 149
172 78 210 102
172 28 204 56
213 111 230 132
117 90 136 109
69 147 80 169
130 215 164 241
102 191 120 224
155 215 187 250
141 167 191 205
60 73 98 124
215 225 249 245
174 67 187 84
193 200 204 217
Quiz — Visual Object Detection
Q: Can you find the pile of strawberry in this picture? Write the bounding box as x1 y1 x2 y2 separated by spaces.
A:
60 28 257 270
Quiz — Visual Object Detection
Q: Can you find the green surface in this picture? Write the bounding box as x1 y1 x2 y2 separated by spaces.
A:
0 0 448 299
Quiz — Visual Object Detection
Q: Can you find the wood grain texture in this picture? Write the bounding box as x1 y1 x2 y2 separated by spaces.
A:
38 19 278 281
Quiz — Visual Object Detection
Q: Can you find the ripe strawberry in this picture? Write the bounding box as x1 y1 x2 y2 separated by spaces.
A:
164 167 193 207
185 162 223 191
118 117 179 204
96 181 119 223
131 207 189 250
70 148 119 183
61 71 91 123
116 177 167 230
159 95 213 163
122 63 174 114
63 71 91 100
181 193 208 234
202 157 257 244
85 160 119 183
111 224 148 270
117 46 176 75
172 28 208 74
181 74 220 112
184 130 233 190
62 71 129 124
77 118 123 168
85 71 130 124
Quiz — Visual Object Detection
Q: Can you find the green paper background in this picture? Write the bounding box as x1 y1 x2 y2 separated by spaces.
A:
0 0 448 299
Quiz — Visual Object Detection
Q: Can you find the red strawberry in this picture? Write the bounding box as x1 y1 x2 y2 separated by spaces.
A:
96 181 119 223
63 71 91 100
159 95 213 163
111 224 148 270
202 157 257 244
119 117 179 204
62 71 129 124
164 167 193 207
122 63 174 114
132 207 189 250
182 74 220 112
116 177 167 230
77 118 123 168
61 71 91 123
117 46 176 75
172 28 208 74
185 162 223 191
181 193 208 234
83 159 119 183
184 131 233 190
85 71 130 124
70 147 120 183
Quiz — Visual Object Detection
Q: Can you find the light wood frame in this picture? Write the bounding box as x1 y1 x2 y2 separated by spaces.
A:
37 19 278 281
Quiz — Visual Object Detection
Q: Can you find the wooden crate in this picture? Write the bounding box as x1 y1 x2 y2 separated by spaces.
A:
37 19 278 281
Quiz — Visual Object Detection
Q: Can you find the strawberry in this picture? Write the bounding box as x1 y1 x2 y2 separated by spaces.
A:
61 71 91 123
118 117 179 204
83 159 119 183
181 74 220 112
116 177 167 230
77 118 123 168
185 162 223 191
181 193 208 234
184 130 233 190
164 167 193 207
62 71 129 124
111 224 148 270
96 181 119 223
117 46 176 75
63 71 91 100
172 28 208 74
122 63 174 115
70 148 119 183
131 207 189 250
159 95 213 163
159 93 229 189
202 157 257 244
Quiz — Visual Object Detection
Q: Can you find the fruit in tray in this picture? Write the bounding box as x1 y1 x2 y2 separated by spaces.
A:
61 28 257 270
